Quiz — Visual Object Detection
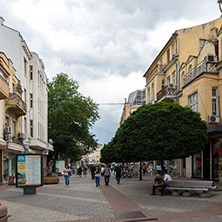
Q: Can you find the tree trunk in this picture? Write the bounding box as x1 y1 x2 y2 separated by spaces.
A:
139 162 142 180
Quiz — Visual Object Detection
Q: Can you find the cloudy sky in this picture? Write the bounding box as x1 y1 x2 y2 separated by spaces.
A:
0 0 221 145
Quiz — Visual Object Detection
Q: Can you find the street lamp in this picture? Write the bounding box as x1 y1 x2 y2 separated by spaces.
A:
218 0 222 13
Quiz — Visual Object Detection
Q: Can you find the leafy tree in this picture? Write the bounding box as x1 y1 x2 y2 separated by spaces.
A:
100 137 121 164
48 73 100 165
112 102 208 162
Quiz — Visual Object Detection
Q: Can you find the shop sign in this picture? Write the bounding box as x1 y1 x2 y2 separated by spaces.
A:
15 154 43 187
43 150 49 155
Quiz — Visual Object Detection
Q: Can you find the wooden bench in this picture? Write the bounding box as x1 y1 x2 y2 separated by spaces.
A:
164 180 217 197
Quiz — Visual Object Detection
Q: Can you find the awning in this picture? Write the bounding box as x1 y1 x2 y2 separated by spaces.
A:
7 142 25 152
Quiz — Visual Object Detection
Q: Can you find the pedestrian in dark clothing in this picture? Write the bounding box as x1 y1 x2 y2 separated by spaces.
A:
90 164 96 180
150 174 165 196
104 164 111 186
115 164 121 184
78 166 83 177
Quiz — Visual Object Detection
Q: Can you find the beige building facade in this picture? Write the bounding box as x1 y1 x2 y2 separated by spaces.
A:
144 17 222 182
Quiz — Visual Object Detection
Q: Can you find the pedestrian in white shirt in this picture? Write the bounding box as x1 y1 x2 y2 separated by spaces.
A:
163 170 172 181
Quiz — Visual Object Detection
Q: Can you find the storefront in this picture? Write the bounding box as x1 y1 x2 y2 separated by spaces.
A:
2 142 24 183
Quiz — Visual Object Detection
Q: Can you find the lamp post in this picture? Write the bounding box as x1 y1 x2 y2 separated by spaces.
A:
218 0 222 13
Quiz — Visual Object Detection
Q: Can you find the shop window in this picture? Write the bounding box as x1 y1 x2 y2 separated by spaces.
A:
212 138 222 180
192 152 202 178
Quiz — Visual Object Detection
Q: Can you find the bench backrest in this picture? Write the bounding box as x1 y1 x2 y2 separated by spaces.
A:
165 180 214 188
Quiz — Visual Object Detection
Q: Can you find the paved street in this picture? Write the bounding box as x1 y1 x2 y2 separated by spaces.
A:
0 174 222 222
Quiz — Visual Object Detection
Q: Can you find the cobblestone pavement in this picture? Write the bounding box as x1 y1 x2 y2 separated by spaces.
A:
0 174 222 222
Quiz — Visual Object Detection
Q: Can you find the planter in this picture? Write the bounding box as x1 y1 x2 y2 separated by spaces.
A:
43 176 59 184
8 176 15 185
0 203 8 222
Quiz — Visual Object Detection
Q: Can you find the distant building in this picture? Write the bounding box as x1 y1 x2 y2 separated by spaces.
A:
120 89 145 125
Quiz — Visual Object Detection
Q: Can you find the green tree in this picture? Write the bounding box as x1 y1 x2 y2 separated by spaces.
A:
48 73 100 165
112 102 208 162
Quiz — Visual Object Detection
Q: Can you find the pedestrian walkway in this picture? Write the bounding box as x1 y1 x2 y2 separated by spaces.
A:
0 174 222 221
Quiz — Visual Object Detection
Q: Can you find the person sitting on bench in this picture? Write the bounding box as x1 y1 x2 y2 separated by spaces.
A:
150 174 165 196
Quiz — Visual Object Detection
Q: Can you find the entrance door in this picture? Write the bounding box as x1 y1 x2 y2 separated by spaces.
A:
203 144 210 180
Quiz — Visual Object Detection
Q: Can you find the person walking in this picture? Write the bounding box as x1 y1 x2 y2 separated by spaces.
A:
78 166 83 177
104 164 111 186
63 165 71 188
90 164 96 180
115 164 122 184
94 166 101 187
156 163 162 174
83 166 87 177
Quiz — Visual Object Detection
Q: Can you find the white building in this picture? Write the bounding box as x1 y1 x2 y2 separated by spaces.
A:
0 17 53 178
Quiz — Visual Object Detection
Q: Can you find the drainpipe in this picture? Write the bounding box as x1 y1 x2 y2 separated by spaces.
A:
171 33 180 104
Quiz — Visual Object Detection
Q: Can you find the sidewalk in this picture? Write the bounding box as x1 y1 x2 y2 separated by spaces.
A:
0 174 221 222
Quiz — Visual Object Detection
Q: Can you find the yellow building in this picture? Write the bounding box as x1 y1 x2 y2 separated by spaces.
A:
143 17 222 182
0 52 26 183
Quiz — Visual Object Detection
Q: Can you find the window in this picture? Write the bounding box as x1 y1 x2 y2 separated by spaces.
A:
172 42 176 56
5 116 9 127
30 93 33 108
172 71 176 86
167 76 171 85
30 120 33 137
24 89 27 102
212 87 218 116
192 152 201 178
167 49 170 63
24 58 27 76
13 84 15 93
147 87 150 102
13 120 16 137
30 65 33 80
161 79 165 88
188 92 198 112
152 83 154 100
199 40 205 52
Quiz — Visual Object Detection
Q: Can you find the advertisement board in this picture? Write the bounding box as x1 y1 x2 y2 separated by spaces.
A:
15 154 43 187
55 160 65 173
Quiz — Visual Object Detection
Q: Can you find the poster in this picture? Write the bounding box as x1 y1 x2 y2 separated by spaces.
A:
55 160 65 173
16 154 43 187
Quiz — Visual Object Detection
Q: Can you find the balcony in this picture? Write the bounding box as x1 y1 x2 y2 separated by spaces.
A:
146 64 164 84
5 93 27 117
0 74 9 99
183 59 218 88
157 85 176 103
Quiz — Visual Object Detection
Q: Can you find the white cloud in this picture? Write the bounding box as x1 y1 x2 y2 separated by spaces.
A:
0 0 221 144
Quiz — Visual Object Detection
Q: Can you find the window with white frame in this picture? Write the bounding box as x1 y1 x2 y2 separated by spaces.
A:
212 87 218 116
188 92 198 112
30 119 33 137
172 42 176 56
172 71 176 86
161 79 165 88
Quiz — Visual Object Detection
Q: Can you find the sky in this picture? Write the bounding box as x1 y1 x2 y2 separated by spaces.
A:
0 0 221 145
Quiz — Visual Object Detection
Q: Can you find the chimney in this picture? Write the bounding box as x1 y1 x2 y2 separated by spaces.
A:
0 17 5 25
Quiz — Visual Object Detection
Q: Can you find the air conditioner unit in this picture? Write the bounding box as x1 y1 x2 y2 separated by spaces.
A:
4 127 11 134
5 134 12 143
17 133 26 140
205 55 217 63
208 115 220 123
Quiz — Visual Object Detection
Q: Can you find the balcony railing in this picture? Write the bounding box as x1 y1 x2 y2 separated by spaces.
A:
183 59 218 87
146 64 164 83
157 85 176 102
6 93 27 117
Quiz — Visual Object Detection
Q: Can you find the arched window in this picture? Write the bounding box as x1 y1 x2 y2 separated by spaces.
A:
152 83 155 100
188 64 192 73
